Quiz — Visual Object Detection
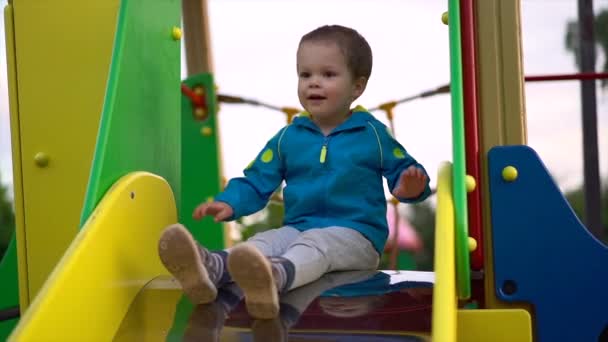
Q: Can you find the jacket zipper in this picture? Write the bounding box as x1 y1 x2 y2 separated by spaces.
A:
320 137 329 163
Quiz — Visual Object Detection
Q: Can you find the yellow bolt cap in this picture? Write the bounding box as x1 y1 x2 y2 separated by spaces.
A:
172 27 182 40
34 152 49 167
468 237 477 252
201 126 213 136
442 12 449 25
195 107 207 119
502 166 518 182
466 175 476 192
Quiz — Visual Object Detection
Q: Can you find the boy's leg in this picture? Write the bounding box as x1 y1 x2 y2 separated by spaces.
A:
280 227 379 291
158 224 229 304
237 226 300 257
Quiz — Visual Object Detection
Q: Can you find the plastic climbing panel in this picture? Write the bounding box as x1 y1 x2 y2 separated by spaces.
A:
80 0 181 224
180 74 225 249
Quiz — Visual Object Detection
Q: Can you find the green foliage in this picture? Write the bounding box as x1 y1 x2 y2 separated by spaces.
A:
564 182 608 243
0 179 15 260
408 202 436 271
565 8 608 87
237 200 284 241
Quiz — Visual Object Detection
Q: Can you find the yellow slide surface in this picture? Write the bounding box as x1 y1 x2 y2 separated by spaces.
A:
9 172 177 341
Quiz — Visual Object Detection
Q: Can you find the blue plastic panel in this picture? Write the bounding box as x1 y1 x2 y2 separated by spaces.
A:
488 145 607 342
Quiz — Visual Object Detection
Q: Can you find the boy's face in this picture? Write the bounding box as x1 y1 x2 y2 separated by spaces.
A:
297 41 365 122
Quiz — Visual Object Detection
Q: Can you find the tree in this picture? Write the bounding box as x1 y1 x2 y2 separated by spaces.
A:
565 8 608 88
407 202 436 271
0 177 15 260
564 182 608 243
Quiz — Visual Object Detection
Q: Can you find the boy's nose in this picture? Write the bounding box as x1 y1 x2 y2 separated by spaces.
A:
308 75 322 87
308 79 320 88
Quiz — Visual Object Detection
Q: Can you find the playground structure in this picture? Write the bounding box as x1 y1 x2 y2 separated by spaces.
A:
0 0 606 341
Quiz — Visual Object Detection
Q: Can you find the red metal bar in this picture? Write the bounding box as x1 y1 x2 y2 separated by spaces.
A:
525 72 608 82
460 0 484 271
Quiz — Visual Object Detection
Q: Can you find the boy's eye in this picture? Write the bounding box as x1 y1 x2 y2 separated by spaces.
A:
323 71 336 77
299 72 311 78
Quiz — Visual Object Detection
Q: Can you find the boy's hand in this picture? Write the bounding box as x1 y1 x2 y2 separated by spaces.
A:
392 166 428 200
193 201 234 222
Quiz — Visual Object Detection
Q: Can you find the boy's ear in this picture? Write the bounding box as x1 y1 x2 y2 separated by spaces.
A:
352 77 367 100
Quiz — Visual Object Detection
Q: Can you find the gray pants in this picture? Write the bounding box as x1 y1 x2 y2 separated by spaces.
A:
229 226 379 290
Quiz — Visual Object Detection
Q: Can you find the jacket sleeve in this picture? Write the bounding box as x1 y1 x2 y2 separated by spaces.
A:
214 127 287 220
373 121 431 203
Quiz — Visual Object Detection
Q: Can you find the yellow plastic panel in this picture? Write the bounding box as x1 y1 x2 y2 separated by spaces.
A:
4 3 28 309
457 309 532 342
10 0 119 302
113 276 182 342
432 162 457 342
8 172 176 341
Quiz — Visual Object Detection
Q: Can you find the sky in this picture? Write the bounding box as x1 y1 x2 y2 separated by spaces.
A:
1 0 607 201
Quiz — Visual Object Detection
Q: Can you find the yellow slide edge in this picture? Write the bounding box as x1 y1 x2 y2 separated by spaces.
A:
9 172 176 341
432 162 457 342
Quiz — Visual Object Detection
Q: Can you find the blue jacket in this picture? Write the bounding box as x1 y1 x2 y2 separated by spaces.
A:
215 107 431 254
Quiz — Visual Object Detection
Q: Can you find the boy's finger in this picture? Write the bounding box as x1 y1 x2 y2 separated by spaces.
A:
215 207 231 222
193 204 206 219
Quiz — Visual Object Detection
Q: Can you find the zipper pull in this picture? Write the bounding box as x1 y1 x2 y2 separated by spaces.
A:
320 144 327 163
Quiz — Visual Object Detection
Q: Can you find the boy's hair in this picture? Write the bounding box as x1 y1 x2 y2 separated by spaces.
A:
300 25 373 81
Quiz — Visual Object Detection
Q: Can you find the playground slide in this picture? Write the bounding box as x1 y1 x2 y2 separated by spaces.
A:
8 172 178 341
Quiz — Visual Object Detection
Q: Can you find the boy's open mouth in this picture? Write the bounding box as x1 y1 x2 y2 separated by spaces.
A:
308 95 326 100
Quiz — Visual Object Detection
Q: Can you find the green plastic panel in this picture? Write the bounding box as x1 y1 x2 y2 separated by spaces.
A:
0 236 19 340
180 74 224 249
165 295 192 342
448 0 471 299
80 0 181 224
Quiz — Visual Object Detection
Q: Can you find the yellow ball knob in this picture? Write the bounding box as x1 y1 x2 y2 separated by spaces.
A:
201 126 213 136
194 107 207 119
34 152 49 167
502 166 518 182
466 175 476 192
468 237 477 252
442 12 449 25
172 27 182 40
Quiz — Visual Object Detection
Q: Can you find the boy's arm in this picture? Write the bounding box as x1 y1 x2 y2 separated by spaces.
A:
214 128 286 220
374 123 431 203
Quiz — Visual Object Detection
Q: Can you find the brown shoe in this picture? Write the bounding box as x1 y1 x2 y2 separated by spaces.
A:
158 224 217 304
227 243 279 319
